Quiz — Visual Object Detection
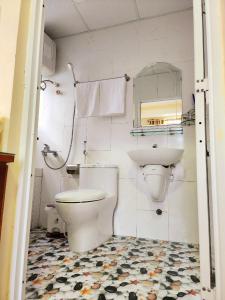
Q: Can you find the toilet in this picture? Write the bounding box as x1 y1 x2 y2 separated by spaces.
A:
55 164 118 252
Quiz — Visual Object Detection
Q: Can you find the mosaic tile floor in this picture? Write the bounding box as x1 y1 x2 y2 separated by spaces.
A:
26 229 201 300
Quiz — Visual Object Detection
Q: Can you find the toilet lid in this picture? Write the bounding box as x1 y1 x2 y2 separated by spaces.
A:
55 189 106 203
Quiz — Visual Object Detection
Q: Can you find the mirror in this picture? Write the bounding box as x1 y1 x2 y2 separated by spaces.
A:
140 99 182 127
133 62 182 128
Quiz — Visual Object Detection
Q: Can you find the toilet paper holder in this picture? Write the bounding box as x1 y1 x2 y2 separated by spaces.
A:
66 164 80 175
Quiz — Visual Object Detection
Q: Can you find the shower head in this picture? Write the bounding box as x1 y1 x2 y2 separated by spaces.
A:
67 62 77 86
67 62 73 70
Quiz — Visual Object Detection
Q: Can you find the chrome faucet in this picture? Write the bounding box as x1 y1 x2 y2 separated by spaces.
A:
41 144 58 157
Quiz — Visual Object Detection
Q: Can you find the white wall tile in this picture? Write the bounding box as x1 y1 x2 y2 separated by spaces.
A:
60 175 79 192
168 127 196 181
87 117 111 151
88 49 114 80
110 150 137 179
86 150 112 165
31 176 42 229
182 127 197 181
56 33 91 78
111 123 137 151
138 11 194 67
167 127 196 181
114 179 137 237
34 168 43 177
168 181 198 243
137 210 169 240
39 168 61 228
35 138 45 168
39 84 66 152
137 17 168 43
110 23 140 75
62 118 87 164
137 134 167 148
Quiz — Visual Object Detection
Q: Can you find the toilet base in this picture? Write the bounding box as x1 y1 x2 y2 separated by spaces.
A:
67 223 111 252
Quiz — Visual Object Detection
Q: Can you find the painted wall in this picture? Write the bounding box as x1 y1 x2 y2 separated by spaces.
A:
0 0 22 149
35 9 199 243
0 0 31 299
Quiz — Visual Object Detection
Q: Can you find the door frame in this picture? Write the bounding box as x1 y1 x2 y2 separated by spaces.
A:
194 0 225 299
204 0 225 299
9 0 225 299
193 1 213 299
9 1 44 299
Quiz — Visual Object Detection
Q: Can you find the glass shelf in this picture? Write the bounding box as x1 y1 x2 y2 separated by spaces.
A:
130 125 183 136
130 116 195 136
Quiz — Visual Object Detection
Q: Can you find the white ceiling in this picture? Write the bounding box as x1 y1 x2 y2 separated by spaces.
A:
44 0 192 39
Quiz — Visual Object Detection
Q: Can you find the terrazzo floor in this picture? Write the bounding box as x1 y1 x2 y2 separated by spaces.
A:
26 229 201 300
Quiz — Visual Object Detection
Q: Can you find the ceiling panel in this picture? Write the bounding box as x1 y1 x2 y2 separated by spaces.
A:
73 0 139 30
136 0 192 19
44 0 193 39
44 0 88 38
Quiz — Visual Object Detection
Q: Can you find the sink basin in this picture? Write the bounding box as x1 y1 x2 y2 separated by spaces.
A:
127 147 183 166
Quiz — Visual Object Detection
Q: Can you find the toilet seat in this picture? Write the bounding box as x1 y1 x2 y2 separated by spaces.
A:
55 189 106 204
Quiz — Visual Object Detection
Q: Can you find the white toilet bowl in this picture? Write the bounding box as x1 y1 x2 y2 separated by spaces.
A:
55 189 117 252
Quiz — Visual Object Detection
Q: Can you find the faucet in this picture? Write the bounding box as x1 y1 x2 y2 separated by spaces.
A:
152 144 158 148
41 144 58 157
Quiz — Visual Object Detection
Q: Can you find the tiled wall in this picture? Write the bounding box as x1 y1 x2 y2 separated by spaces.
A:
34 9 199 243
31 168 43 229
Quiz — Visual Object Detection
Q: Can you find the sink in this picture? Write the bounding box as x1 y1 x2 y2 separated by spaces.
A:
127 147 183 166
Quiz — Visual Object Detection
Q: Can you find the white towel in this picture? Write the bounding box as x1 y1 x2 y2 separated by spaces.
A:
76 82 100 117
99 77 126 116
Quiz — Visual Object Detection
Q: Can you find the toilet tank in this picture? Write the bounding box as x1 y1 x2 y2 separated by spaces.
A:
79 164 118 196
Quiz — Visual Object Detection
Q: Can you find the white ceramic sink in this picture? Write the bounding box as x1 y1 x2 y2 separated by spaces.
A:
127 147 184 166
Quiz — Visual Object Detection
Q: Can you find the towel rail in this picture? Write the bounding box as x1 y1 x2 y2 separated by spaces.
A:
75 74 130 86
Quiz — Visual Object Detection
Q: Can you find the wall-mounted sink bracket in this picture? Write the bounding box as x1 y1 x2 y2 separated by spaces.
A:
128 147 183 202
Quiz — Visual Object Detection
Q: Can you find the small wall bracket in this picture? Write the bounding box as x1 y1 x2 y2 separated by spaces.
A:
196 78 209 93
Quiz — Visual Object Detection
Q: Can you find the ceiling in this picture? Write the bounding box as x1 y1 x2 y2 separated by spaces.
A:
44 0 193 39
